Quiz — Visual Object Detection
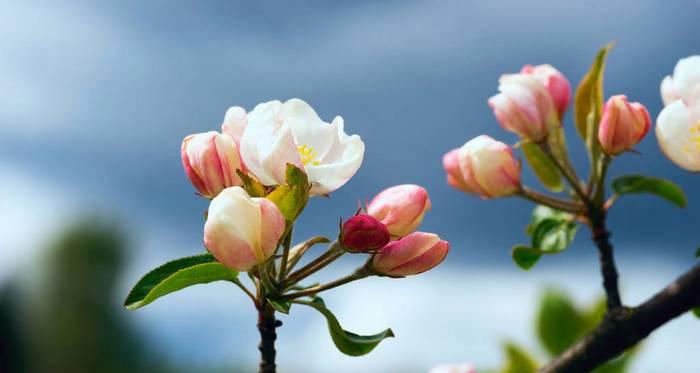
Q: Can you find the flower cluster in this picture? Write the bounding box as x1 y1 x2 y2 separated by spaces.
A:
444 62 651 199
182 99 448 276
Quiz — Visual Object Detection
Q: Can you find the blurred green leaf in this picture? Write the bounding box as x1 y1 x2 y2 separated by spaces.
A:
521 142 563 192
536 289 586 356
526 206 571 235
267 298 291 314
693 307 700 319
266 164 311 223
611 175 687 208
531 219 578 252
236 170 267 197
694 247 700 258
124 254 238 310
501 342 538 373
581 298 607 333
295 298 394 356
511 246 542 271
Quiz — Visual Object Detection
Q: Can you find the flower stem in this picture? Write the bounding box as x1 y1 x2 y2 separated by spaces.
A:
277 227 294 282
282 242 344 287
519 187 584 214
283 266 372 300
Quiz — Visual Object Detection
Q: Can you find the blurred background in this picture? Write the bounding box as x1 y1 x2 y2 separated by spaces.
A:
2 0 699 372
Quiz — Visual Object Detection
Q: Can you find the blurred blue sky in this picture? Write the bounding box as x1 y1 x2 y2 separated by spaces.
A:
2 0 700 372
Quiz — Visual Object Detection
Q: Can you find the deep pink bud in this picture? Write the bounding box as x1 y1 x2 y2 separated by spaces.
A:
371 232 449 277
598 95 651 155
442 135 521 199
521 64 571 120
340 215 391 253
367 184 431 238
181 131 244 198
488 74 559 141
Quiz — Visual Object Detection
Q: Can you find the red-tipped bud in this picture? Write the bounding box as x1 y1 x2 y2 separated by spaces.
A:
340 215 390 253
371 232 449 277
598 95 651 155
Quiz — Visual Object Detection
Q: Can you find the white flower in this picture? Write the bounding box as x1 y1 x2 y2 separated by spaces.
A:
240 98 365 195
656 99 700 172
660 55 700 106
428 363 477 373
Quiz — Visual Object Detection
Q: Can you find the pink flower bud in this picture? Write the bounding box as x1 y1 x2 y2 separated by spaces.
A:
429 363 477 373
371 232 448 277
442 135 520 198
181 131 244 198
367 184 431 238
488 74 559 141
339 214 390 253
598 95 651 155
521 64 571 120
204 187 285 271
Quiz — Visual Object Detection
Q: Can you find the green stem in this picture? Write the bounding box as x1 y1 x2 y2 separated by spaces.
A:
230 278 256 304
283 242 344 288
539 141 589 204
519 187 585 214
282 266 372 300
277 227 294 282
592 155 611 206
259 265 279 296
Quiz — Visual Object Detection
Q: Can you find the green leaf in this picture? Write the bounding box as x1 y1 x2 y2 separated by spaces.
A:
521 141 563 192
575 44 613 141
266 164 311 223
511 246 542 271
295 298 394 356
693 307 700 319
611 175 687 208
695 247 700 258
236 170 267 197
124 254 238 310
267 298 292 314
526 206 571 235
501 342 538 373
531 219 578 252
536 289 586 356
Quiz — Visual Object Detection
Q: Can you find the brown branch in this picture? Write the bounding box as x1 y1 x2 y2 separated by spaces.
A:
257 303 280 373
590 213 622 310
539 263 700 373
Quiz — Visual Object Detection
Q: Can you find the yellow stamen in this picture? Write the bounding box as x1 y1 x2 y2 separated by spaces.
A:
687 122 700 154
297 144 320 166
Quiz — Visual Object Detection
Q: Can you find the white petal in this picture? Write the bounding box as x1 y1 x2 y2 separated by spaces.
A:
656 100 700 171
673 55 700 103
279 98 336 158
240 100 302 185
660 76 679 106
305 117 365 195
221 106 248 145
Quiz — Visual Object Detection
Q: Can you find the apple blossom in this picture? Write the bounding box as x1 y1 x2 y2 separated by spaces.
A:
488 72 560 141
598 95 651 155
443 135 521 198
371 232 449 277
521 64 571 119
181 130 244 198
367 184 431 238
429 363 477 373
656 99 700 171
339 214 390 253
239 99 365 196
660 55 700 106
204 187 285 271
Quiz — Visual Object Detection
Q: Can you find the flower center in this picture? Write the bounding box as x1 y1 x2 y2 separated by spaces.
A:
297 144 321 166
684 122 700 154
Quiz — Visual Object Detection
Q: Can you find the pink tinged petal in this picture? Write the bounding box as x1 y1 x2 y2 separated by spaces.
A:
443 149 471 193
181 135 210 196
214 133 243 187
661 76 680 106
599 96 650 155
457 135 520 198
672 55 700 103
367 184 430 238
256 197 286 260
221 106 248 145
656 100 700 172
204 228 258 271
522 64 571 119
372 232 448 276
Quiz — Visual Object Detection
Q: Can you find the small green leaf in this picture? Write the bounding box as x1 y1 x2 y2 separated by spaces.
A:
526 206 571 235
266 164 311 223
695 247 700 258
124 254 238 310
295 298 394 356
531 219 578 252
693 307 700 319
575 44 613 140
611 175 687 208
236 170 267 197
537 289 586 356
501 342 538 373
521 141 563 192
511 246 542 271
268 298 292 314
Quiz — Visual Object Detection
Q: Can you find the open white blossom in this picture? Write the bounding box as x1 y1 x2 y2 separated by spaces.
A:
240 98 365 195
